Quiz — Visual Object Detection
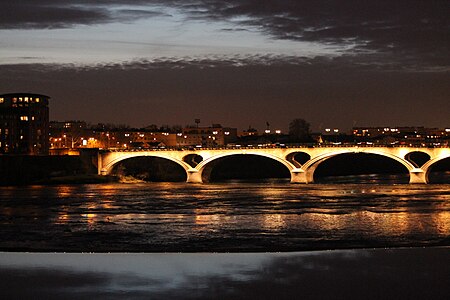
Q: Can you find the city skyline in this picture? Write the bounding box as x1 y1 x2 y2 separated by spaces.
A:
1 1 449 131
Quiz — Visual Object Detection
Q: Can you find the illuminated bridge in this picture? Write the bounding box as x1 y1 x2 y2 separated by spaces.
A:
97 145 450 184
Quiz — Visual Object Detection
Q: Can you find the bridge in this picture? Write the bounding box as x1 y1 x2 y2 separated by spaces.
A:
97 145 450 184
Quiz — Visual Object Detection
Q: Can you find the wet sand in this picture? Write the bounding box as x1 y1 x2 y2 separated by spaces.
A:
0 247 449 299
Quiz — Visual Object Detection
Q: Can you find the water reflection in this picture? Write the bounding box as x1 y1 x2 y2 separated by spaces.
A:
0 182 449 252
0 248 448 299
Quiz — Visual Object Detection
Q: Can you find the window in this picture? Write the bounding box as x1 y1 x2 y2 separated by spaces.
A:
0 98 3 103
36 98 40 103
20 116 28 121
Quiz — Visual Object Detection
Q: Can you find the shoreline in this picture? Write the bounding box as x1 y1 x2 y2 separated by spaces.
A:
1 242 449 254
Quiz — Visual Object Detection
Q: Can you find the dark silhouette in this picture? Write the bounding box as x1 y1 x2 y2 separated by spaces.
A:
288 118 311 142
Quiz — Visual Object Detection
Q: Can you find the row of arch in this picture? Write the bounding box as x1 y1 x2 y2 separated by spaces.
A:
182 151 435 170
107 151 450 184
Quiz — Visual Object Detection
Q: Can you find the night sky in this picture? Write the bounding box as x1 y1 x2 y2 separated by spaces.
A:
0 0 449 131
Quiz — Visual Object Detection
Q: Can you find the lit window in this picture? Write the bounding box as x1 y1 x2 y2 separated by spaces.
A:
19 97 23 102
13 98 17 103
31 116 35 120
0 98 3 103
20 116 29 121
24 97 29 102
36 98 40 103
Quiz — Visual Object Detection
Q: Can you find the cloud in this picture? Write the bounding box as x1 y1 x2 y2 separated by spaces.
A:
168 0 449 66
1 1 447 68
0 0 167 29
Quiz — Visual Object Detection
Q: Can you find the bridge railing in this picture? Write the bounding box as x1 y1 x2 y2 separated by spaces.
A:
99 142 449 152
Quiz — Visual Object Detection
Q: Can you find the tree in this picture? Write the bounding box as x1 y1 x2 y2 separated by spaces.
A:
289 118 311 143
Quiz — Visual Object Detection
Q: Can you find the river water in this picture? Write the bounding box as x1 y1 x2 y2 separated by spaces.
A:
0 179 449 252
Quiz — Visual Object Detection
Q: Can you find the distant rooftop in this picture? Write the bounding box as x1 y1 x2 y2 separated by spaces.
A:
0 92 50 98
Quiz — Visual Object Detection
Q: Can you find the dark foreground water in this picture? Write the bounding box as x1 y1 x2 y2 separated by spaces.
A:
0 180 449 252
0 248 449 299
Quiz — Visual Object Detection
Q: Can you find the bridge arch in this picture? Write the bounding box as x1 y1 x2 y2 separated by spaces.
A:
421 154 450 182
196 152 296 182
301 150 416 183
183 154 203 168
102 153 191 176
405 151 431 168
286 152 311 168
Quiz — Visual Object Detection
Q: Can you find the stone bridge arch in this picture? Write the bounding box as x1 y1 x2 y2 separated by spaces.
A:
299 150 417 184
404 151 431 168
188 152 297 183
421 153 450 179
100 152 192 176
286 152 311 168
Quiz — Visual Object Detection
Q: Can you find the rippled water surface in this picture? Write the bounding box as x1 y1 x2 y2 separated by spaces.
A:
0 181 449 251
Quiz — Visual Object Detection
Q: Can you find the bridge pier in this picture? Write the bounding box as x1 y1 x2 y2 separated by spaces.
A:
186 169 203 183
290 168 310 184
409 168 428 184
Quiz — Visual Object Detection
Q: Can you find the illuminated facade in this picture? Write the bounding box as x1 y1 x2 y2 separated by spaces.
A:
176 124 238 147
352 126 450 145
0 93 49 155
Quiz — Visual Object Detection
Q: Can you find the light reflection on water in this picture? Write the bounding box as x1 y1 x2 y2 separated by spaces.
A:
0 181 449 252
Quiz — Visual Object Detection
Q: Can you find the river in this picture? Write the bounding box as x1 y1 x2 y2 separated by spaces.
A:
0 179 449 252
1 179 449 298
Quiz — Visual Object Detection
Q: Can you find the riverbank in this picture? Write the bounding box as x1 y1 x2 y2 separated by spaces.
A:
0 154 102 186
0 247 448 299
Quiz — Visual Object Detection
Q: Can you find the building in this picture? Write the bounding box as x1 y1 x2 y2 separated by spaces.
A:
352 126 450 145
176 124 238 147
0 93 50 155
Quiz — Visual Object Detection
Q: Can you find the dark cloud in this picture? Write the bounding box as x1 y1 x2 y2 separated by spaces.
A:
171 0 449 66
0 1 108 29
1 1 448 67
0 1 448 129
0 0 167 29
